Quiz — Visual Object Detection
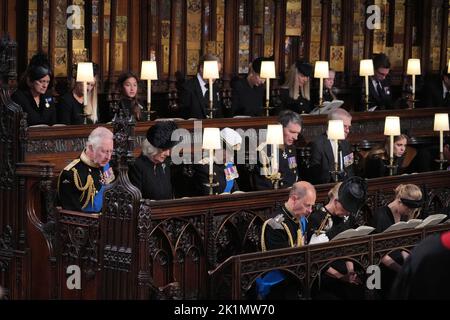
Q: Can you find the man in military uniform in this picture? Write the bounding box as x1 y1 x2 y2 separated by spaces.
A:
58 126 114 212
307 108 354 184
255 110 302 190
261 181 316 251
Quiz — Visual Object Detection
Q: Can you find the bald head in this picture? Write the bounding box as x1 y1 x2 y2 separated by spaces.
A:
287 181 316 218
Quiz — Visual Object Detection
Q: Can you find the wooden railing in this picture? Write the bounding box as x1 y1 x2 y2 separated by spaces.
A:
208 223 450 299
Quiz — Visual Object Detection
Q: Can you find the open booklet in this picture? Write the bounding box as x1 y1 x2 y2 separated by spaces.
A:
383 214 448 232
414 214 448 229
332 226 375 241
309 100 344 115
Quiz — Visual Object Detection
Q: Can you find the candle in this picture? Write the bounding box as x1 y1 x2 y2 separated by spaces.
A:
319 78 323 100
333 139 338 164
272 144 278 175
365 76 369 98
266 78 270 101
390 135 394 159
83 82 88 106
209 149 214 175
209 78 213 103
147 80 151 105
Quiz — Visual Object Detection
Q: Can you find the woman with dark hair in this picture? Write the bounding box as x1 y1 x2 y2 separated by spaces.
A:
11 52 56 126
279 60 313 114
57 63 99 125
117 72 144 121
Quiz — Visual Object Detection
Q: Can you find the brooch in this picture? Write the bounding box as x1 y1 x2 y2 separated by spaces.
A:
44 97 52 108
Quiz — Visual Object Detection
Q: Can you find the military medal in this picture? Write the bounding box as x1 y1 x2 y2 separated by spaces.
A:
224 165 239 181
288 156 297 169
282 151 288 159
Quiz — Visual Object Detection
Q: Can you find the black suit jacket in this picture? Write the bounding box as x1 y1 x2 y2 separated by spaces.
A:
358 77 393 111
424 77 450 108
307 134 354 184
180 76 222 119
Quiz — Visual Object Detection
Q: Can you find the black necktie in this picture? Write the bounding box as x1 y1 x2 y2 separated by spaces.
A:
377 81 384 97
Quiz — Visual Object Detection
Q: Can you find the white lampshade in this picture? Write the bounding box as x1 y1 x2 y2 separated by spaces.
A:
314 61 329 78
359 59 374 76
76 62 94 82
384 116 401 136
266 124 284 145
327 120 345 140
434 113 449 131
407 59 421 75
141 60 158 80
260 61 276 79
203 61 219 79
202 128 222 150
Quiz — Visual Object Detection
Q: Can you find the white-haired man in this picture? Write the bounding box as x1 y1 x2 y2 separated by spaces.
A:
58 126 114 212
307 108 354 184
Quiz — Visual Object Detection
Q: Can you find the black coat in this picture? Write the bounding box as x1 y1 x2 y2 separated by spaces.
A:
307 207 358 242
307 134 355 184
193 163 239 195
231 77 265 116
279 88 312 114
128 154 173 200
57 92 84 125
180 76 222 119
424 77 450 108
11 89 56 126
254 144 299 191
370 205 396 234
358 77 393 111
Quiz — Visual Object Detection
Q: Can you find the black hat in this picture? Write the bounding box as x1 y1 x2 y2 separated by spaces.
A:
400 197 423 209
295 60 313 77
28 52 52 81
146 121 180 149
338 176 368 215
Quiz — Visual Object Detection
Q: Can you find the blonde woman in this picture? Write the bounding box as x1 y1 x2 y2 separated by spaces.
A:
279 60 312 114
57 66 99 125
370 183 423 298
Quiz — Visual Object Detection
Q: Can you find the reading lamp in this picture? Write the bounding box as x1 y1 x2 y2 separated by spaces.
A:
360 59 374 112
327 119 345 182
265 124 284 189
202 127 222 194
76 62 94 124
384 116 401 176
406 59 420 109
141 60 158 121
434 113 449 170
260 61 276 117
314 61 329 113
203 61 219 119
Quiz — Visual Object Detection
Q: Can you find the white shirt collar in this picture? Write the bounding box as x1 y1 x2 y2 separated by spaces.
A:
443 81 449 98
197 73 207 96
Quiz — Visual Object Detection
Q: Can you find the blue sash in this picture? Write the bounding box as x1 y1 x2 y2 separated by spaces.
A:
83 163 110 213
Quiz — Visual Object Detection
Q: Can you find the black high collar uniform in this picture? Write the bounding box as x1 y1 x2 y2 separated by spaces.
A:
263 205 301 251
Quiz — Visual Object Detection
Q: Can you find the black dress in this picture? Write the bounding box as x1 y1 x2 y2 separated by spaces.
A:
11 89 56 126
231 77 265 116
128 154 173 200
279 88 312 114
307 207 364 300
57 92 84 125
365 153 406 178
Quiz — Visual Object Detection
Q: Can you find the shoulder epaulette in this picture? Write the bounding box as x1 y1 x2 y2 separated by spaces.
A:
267 214 285 230
63 159 80 171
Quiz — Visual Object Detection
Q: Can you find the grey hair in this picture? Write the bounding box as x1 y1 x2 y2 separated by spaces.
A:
278 109 303 128
289 181 315 199
328 108 352 121
86 126 113 149
141 139 160 158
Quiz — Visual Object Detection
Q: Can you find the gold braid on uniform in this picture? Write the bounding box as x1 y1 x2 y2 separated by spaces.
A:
261 220 298 252
72 168 96 209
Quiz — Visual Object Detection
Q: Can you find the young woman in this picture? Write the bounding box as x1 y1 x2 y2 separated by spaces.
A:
11 53 56 126
365 134 410 178
57 70 98 125
117 72 144 121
